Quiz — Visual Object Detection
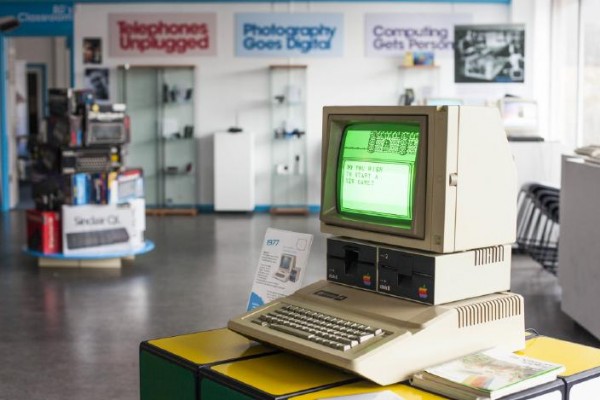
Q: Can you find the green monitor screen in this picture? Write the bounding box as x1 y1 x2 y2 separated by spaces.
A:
337 122 421 228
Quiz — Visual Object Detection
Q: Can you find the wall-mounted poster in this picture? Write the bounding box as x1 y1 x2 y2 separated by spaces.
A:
108 13 217 57
82 37 102 64
365 13 471 58
84 68 109 101
236 13 343 57
455 24 525 83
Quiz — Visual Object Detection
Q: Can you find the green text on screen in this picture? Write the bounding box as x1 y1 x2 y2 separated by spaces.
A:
338 122 420 225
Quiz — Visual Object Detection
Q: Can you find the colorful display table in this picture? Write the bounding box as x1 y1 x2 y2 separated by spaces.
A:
140 328 600 400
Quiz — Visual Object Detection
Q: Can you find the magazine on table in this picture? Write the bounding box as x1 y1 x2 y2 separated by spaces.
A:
410 349 565 400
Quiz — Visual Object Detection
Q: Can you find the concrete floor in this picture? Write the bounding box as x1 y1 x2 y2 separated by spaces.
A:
0 211 598 399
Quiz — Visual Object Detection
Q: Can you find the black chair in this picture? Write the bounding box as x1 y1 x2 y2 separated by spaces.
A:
515 183 560 274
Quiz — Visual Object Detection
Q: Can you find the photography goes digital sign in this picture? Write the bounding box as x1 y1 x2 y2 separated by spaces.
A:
236 13 343 57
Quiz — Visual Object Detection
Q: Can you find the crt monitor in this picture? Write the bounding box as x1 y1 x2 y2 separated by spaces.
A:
320 106 517 254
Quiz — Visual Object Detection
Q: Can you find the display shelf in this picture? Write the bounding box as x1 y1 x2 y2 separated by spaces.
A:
24 240 155 268
269 65 308 215
398 65 440 69
163 167 193 176
398 65 441 105
117 65 197 211
161 136 195 142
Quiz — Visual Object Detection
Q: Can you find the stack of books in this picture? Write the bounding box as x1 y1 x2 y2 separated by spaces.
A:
411 349 564 400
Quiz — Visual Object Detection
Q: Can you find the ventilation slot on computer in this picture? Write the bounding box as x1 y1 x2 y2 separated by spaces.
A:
456 295 522 328
474 245 505 266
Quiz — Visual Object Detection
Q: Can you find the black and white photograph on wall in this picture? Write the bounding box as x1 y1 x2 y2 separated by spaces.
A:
82 37 102 64
84 68 110 101
454 24 525 83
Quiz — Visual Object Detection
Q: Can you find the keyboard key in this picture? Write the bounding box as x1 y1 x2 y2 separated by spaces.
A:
252 304 386 352
271 324 314 340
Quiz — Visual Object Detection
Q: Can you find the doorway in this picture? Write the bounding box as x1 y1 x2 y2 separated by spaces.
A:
8 37 71 209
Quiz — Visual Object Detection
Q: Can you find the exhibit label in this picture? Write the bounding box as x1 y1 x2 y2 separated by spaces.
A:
247 228 313 311
236 13 343 57
365 13 471 57
108 13 217 57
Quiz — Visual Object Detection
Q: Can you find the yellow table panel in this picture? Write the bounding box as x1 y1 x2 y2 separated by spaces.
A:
148 328 274 365
290 381 448 399
518 336 600 377
209 352 357 396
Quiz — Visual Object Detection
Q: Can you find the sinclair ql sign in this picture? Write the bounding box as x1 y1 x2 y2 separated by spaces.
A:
108 13 217 57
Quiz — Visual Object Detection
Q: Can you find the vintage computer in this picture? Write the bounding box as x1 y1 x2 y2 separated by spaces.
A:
274 254 297 283
229 106 525 385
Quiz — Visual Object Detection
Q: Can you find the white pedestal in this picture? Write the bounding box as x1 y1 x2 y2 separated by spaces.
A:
214 131 255 211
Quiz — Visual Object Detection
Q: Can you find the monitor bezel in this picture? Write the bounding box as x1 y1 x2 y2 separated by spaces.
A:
321 113 428 240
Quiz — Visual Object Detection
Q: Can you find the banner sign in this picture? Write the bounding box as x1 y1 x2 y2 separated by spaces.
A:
365 13 472 57
108 13 217 57
0 3 73 36
236 13 343 57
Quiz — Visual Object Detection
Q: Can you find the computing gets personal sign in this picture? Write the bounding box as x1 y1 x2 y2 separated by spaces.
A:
365 13 471 57
108 13 217 57
236 13 343 57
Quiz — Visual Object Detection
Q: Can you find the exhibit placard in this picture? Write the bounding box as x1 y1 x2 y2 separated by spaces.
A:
365 13 471 57
108 13 217 57
247 228 313 311
236 13 343 57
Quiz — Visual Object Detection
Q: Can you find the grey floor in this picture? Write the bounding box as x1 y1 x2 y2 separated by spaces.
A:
0 211 598 399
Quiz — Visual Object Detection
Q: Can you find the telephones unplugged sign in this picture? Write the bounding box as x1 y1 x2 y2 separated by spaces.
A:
108 13 217 57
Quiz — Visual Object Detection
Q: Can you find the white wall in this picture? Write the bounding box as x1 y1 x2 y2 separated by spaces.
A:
14 37 56 85
74 2 547 207
13 37 70 88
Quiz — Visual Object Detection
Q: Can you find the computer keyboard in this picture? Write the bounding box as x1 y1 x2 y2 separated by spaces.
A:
229 280 525 385
250 304 384 352
66 228 130 249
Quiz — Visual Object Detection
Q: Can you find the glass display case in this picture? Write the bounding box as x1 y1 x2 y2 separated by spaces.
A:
117 65 196 210
269 65 308 215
